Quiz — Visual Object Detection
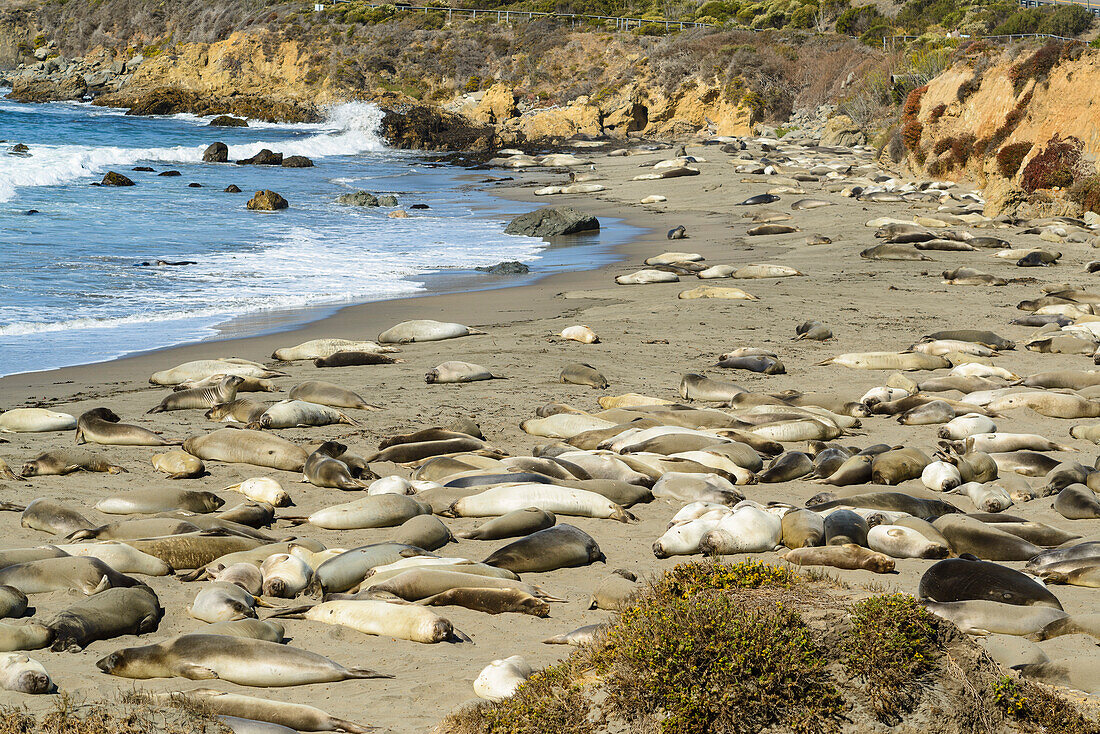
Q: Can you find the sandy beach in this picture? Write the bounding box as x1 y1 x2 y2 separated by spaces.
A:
1 141 1098 730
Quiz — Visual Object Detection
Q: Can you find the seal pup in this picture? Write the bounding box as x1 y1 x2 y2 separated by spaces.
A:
20 449 125 476
76 407 175 446
560 363 609 389
160 689 373 733
474 655 532 701
152 450 206 479
20 499 88 536
149 376 245 413
483 524 604 573
224 477 292 507
96 634 391 685
425 361 501 384
289 381 378 410
456 508 557 541
206 399 269 424
417 588 550 617
0 409 76 433
303 442 369 490
0 653 51 693
253 400 360 429
377 320 485 343
543 624 608 646
783 544 895 573
313 352 402 368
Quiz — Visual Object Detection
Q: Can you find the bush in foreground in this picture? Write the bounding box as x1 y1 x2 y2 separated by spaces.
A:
442 560 1100 734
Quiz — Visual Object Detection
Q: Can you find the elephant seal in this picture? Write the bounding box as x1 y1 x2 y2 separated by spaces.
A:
758 451 812 482
1029 614 1100 642
588 569 641 610
425 361 500 384
0 556 138 595
369 436 492 464
45 585 162 651
204 619 285 643
417 588 550 617
254 401 360 429
77 408 176 446
54 541 172 576
933 515 1042 561
304 442 368 490
183 429 308 471
149 376 245 413
152 450 206 479
273 339 397 361
0 408 76 433
919 556 1061 608
474 656 532 702
188 583 265 623
0 653 51 693
261 554 313 598
160 689 372 733
149 359 286 386
810 492 958 518
95 488 224 515
289 381 377 410
1054 484 1100 519
96 634 392 685
783 544 895 573
309 543 437 595
175 374 280 393
868 525 949 559
1016 659 1100 694
483 524 603 573
615 269 680 285
923 599 1066 636
0 621 51 652
298 494 431 530
780 508 825 548
0 548 69 572
21 449 125 476
543 623 608 646
269 599 467 644
823 509 869 546
871 448 932 485
377 320 485 343
21 499 91 536
560 363 609 389
456 508 557 540
392 515 454 551
217 501 277 529
206 399 269 424
717 355 784 374
356 568 558 602
224 478 292 507
211 563 263 595
123 534 268 572
698 505 782 555
313 352 402 368
0 587 27 619
679 373 746 401
379 427 484 449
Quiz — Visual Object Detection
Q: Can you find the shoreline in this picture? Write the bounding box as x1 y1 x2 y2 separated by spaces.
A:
0 159 658 399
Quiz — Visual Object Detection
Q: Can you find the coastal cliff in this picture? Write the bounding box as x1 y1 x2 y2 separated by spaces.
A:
0 3 885 149
899 41 1100 218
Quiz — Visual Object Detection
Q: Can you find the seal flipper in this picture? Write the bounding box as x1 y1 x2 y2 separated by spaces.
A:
345 666 393 680
178 663 219 680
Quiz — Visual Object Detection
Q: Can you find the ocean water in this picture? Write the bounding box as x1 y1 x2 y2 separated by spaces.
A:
0 95 622 378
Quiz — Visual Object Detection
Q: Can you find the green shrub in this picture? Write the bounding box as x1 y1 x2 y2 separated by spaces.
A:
599 592 846 734
1069 175 1100 214
859 23 893 45
1020 133 1083 191
996 141 1033 176
836 4 884 35
1037 4 1094 36
992 8 1041 35
994 675 1100 733
844 594 938 723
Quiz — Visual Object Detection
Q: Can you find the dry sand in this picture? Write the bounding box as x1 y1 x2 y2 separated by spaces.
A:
0 141 1098 730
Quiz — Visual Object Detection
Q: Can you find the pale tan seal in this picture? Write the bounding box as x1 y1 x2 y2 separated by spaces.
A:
149 375 245 413
377 319 485 343
425 361 501 384
152 450 206 479
183 428 308 471
159 689 372 733
0 408 76 433
288 381 378 410
269 599 468 644
96 633 392 685
21 449 125 476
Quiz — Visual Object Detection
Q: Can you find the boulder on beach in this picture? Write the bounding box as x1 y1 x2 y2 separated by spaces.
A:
378 194 399 207
101 171 134 186
821 114 866 148
224 184 242 193
202 142 229 163
336 191 379 207
246 190 288 211
475 261 530 275
504 206 599 237
281 155 314 168
209 115 248 127
236 149 282 165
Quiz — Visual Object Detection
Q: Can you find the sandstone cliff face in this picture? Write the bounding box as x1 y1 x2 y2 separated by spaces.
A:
904 45 1100 214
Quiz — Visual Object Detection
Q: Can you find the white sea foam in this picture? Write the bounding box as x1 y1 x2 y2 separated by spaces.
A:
0 101 386 202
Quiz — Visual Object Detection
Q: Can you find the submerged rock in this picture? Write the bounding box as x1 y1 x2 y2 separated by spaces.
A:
336 191 379 207
475 261 530 275
224 185 242 193
505 206 599 237
378 194 398 207
132 166 154 172
247 190 288 210
158 170 181 177
203 142 229 163
209 115 248 127
101 171 135 187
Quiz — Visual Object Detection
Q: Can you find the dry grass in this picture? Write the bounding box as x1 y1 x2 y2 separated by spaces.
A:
0 692 229 734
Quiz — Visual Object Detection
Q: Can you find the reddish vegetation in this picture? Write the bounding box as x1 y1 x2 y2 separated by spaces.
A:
929 103 946 123
1007 40 1083 93
1020 134 1084 192
996 141 1033 177
901 85 927 154
902 119 923 152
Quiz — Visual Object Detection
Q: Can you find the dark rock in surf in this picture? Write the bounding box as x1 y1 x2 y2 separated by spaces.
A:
209 115 248 127
237 149 282 166
281 155 314 168
475 261 530 275
246 190 288 211
101 171 134 186
505 206 599 237
203 142 229 163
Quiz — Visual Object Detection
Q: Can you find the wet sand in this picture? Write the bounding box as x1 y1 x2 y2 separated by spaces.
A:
0 142 1097 730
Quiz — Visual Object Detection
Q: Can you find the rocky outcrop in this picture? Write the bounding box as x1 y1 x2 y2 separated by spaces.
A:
505 207 599 237
203 142 228 163
336 191 379 207
246 190 287 210
281 155 313 168
237 149 282 165
381 105 497 152
101 171 134 186
821 114 865 147
209 115 247 127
